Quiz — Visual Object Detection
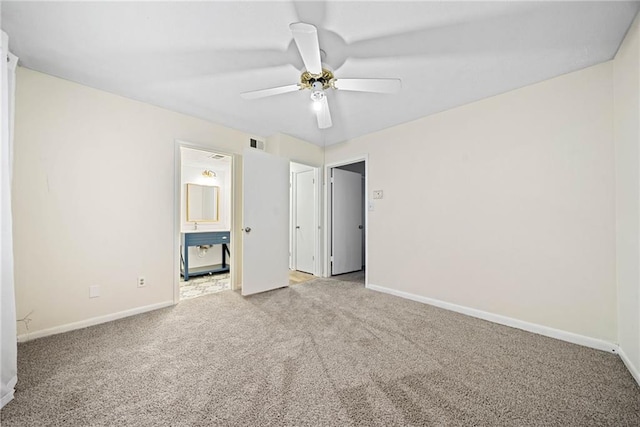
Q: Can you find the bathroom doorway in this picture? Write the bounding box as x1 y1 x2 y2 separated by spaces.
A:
177 145 233 300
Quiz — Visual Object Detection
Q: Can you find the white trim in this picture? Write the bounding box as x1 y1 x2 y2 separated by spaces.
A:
314 167 323 276
1 387 15 408
313 168 324 276
366 283 617 353
174 141 181 303
618 346 640 386
16 301 175 343
0 375 16 407
324 155 369 284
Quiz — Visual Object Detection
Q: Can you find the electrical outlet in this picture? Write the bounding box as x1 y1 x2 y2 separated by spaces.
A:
373 190 383 199
89 285 101 298
137 276 146 288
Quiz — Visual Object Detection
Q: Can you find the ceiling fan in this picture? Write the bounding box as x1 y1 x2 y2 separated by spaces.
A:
240 23 402 129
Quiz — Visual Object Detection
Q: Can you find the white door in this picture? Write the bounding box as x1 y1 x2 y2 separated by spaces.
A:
295 170 315 274
332 168 363 275
242 148 290 296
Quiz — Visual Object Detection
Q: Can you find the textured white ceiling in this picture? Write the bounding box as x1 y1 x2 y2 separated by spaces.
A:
2 1 638 147
181 146 230 170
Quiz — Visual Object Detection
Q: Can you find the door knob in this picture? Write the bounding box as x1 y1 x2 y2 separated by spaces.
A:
244 227 252 233
296 226 300 229
358 225 363 229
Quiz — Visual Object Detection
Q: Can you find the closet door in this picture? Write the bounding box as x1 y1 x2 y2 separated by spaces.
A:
331 168 363 275
295 170 315 274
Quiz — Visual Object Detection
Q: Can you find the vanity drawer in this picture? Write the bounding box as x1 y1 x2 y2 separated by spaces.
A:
183 231 230 246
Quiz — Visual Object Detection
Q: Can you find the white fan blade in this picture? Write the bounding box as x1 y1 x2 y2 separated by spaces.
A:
333 78 401 94
290 22 323 75
240 84 300 100
316 96 332 129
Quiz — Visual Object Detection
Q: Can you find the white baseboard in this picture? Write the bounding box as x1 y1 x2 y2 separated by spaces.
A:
1 389 14 409
366 284 617 353
17 300 175 343
618 346 640 386
0 375 17 408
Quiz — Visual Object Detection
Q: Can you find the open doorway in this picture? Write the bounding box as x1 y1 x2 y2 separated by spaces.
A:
290 161 321 285
178 146 233 300
326 159 366 284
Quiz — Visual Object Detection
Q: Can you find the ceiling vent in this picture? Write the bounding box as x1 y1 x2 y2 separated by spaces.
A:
207 153 226 160
250 138 265 151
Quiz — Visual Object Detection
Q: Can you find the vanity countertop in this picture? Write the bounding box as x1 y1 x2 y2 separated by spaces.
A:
181 229 231 234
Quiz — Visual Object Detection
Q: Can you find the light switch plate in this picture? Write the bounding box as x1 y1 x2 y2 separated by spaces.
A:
373 190 383 199
368 201 375 211
89 285 101 298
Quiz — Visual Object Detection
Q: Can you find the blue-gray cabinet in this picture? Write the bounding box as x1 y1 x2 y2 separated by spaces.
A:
181 231 230 281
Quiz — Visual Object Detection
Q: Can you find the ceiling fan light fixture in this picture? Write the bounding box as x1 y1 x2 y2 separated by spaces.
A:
310 80 325 104
312 100 323 112
310 89 325 102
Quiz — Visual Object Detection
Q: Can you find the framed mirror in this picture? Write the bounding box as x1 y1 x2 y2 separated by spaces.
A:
186 183 220 222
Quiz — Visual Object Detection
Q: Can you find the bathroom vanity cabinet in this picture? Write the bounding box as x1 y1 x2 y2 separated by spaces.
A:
181 231 230 281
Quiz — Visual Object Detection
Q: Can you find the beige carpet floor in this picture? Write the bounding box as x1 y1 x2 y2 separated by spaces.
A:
1 278 638 426
330 269 365 284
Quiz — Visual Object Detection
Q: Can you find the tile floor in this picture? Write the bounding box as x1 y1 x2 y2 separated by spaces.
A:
179 273 231 300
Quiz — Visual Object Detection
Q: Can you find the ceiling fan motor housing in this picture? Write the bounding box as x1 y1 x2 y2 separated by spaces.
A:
300 68 334 90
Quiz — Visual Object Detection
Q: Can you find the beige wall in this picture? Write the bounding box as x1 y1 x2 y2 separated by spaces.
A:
326 62 617 342
12 68 322 337
266 133 325 167
614 13 640 379
13 37 639 370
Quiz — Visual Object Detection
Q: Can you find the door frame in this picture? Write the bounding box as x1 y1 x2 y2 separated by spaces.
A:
173 140 238 304
290 162 321 276
324 155 368 284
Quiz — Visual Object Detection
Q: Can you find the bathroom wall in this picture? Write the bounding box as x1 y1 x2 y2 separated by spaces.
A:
180 153 232 269
181 164 231 231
